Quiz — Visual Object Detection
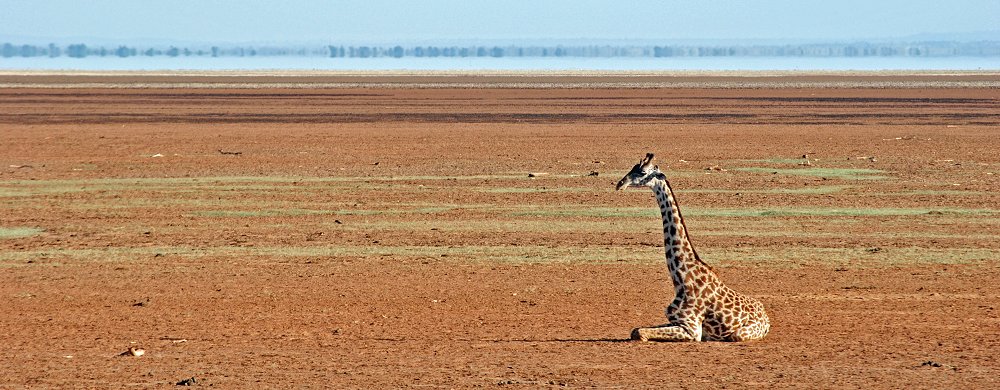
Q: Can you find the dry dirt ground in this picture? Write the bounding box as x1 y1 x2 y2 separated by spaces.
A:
1 73 999 388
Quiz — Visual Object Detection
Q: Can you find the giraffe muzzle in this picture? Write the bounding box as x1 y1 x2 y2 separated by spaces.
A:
615 178 629 191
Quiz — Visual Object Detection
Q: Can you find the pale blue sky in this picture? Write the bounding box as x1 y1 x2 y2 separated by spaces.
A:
2 0 997 43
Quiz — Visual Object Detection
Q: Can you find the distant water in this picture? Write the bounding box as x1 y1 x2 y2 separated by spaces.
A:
0 56 997 71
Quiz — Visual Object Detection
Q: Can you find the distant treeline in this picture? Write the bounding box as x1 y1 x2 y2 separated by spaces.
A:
3 41 999 59
0 43 325 58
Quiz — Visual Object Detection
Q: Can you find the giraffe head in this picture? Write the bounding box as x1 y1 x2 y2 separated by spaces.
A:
616 153 663 191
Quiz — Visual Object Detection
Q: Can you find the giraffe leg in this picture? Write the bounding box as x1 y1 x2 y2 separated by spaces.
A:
630 324 701 342
730 319 770 341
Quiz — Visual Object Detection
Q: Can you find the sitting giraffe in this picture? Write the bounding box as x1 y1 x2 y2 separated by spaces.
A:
616 153 770 342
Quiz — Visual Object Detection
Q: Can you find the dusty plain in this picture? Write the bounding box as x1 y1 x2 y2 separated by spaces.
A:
1 72 999 388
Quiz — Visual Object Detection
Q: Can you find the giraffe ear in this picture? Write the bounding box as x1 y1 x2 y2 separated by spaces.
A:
641 153 655 168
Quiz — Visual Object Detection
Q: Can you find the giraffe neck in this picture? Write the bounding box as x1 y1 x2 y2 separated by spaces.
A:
649 177 706 292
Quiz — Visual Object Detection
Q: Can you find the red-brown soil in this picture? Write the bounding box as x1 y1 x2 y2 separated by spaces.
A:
1 75 999 388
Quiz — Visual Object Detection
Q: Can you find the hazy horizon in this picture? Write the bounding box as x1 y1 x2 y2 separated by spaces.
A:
2 1 998 45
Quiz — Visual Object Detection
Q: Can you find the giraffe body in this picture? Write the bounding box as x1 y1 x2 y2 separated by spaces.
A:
617 153 770 342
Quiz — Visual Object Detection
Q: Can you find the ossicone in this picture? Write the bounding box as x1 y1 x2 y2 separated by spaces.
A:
641 153 655 168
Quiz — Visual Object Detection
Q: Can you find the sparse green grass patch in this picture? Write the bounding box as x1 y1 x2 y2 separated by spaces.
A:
474 185 852 195
698 207 1000 217
706 247 1000 267
190 209 340 218
682 185 850 195
6 172 997 270
188 205 470 218
0 244 661 265
0 227 43 239
334 219 646 233
739 158 813 164
0 174 589 198
3 244 994 268
735 167 888 180
476 186 596 193
511 207 657 218
882 190 994 196
511 206 1000 218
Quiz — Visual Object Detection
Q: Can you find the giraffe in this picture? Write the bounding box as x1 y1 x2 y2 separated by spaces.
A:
616 153 770 342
